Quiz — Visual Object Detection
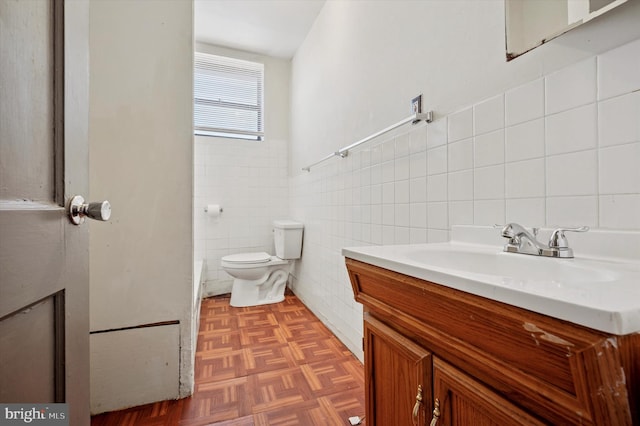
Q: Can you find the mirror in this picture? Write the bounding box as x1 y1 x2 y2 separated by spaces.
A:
505 0 629 60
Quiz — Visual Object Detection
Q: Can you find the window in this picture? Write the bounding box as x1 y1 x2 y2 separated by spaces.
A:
194 52 264 140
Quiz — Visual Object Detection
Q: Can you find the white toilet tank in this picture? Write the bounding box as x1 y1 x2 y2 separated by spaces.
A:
273 219 304 260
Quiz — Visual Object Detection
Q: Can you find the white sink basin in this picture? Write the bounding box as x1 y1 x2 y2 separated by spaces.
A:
404 246 618 285
342 239 640 335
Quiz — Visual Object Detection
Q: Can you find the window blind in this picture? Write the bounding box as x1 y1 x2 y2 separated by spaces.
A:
194 52 264 140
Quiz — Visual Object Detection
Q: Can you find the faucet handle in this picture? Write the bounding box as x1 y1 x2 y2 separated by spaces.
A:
549 226 589 248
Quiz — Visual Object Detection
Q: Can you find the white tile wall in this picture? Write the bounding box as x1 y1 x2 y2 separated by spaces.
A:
505 78 544 126
545 103 597 155
194 136 289 284
598 38 640 100
473 94 504 135
545 57 596 115
598 91 640 147
505 118 545 162
448 108 473 142
285 38 640 359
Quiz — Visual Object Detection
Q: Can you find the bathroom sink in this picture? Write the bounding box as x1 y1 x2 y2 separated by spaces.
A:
404 246 617 285
342 231 640 335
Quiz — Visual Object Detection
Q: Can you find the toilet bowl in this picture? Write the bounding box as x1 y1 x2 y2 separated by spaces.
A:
222 252 290 307
221 220 304 307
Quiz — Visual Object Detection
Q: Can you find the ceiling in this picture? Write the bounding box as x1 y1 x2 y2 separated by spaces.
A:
194 0 326 59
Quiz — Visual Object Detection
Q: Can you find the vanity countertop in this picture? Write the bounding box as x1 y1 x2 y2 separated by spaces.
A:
342 226 640 335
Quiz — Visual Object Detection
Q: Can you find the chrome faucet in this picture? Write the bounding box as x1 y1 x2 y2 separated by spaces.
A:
499 223 588 258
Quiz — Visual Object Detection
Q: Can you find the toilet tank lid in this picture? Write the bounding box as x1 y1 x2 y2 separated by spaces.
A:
273 219 304 229
222 252 271 264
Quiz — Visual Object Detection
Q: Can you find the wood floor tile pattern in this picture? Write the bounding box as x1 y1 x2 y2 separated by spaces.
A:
91 293 366 425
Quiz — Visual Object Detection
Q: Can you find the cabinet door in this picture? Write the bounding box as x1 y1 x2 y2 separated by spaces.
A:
365 314 432 426
432 357 545 426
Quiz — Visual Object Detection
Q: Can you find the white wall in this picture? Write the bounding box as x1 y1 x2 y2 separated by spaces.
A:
88 0 194 413
194 44 290 294
288 0 640 359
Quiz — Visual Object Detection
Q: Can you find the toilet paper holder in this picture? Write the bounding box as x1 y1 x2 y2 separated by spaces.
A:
204 205 224 214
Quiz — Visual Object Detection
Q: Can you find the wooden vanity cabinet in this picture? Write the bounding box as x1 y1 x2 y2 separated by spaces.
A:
346 258 640 426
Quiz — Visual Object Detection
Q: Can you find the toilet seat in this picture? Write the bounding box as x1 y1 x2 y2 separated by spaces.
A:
222 252 271 264
221 252 289 270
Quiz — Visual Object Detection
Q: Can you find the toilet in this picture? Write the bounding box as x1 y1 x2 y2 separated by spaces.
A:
221 220 304 307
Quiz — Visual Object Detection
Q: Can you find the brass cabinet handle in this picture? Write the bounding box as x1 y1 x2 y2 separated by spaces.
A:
412 385 423 426
430 398 441 426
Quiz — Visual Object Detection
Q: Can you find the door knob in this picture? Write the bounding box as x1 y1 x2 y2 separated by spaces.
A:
68 195 111 225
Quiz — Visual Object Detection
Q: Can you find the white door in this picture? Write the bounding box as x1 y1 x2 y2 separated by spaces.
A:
0 1 91 423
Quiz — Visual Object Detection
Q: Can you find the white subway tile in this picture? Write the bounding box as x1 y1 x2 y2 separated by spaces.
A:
449 201 474 226
371 184 382 204
600 194 640 229
395 133 410 157
598 91 640 147
448 108 473 142
360 149 372 167
427 202 448 229
474 94 504 136
506 158 545 198
448 138 473 172
382 139 395 162
448 170 473 201
506 198 545 226
410 177 427 203
361 204 372 224
546 196 598 228
370 144 382 165
409 150 428 178
599 142 640 194
427 145 448 175
361 185 371 205
361 166 371 186
395 180 410 203
410 228 428 244
395 203 410 227
546 150 597 196
475 130 505 167
382 182 394 204
382 160 394 183
394 226 411 244
545 57 596 115
410 202 428 228
395 156 410 180
427 117 448 148
410 125 428 153
598 38 640 100
382 204 394 225
505 119 545 162
382 225 395 244
474 165 505 200
546 103 597 155
427 173 448 202
370 163 382 185
505 78 544 126
474 200 505 226
427 229 449 243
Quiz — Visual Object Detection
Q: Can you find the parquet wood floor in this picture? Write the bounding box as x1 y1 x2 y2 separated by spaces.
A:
91 292 366 425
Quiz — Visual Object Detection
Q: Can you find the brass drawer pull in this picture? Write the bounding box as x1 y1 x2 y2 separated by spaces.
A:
412 385 423 425
430 398 441 426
